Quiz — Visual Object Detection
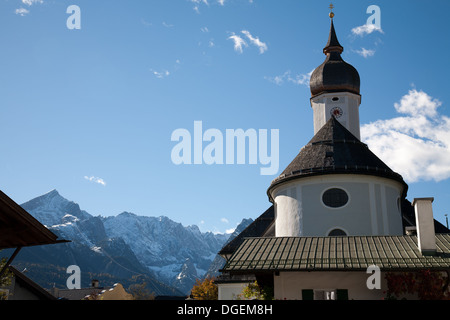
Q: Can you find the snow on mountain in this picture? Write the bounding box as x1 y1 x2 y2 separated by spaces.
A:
21 189 91 228
102 212 228 291
20 190 230 294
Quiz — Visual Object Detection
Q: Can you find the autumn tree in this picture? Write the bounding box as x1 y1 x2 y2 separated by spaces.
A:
190 277 218 300
237 281 274 300
128 282 155 300
0 256 13 300
385 270 450 300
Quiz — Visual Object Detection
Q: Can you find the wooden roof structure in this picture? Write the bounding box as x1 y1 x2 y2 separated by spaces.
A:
0 190 68 279
0 190 66 250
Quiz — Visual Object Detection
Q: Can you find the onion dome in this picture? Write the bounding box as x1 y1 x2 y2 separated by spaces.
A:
309 19 360 98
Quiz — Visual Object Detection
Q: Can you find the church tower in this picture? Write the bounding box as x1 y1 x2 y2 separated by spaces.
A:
309 14 361 139
267 11 408 238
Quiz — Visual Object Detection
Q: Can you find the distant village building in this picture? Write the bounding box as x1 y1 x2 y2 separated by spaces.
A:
216 12 450 300
51 280 133 300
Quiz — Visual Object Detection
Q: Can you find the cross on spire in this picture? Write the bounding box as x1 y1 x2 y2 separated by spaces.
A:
329 2 335 19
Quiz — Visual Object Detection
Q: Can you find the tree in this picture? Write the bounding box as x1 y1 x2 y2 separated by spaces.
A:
385 270 450 300
237 281 273 300
128 282 155 300
190 277 218 300
0 256 14 300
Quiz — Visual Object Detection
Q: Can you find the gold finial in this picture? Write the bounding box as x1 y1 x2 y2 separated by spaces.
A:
329 3 335 18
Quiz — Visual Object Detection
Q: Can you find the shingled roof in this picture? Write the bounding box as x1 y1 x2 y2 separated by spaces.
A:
268 117 408 201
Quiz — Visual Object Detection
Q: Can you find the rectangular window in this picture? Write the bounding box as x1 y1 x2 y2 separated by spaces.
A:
336 289 349 300
314 289 336 300
301 289 314 300
302 289 348 300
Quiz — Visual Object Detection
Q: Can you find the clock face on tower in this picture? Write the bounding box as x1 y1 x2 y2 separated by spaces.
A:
330 107 343 118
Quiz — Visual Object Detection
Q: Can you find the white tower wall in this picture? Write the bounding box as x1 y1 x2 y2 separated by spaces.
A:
311 92 361 140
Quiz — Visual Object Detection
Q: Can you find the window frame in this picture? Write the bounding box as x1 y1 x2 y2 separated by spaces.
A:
327 228 348 236
321 187 350 209
302 289 349 300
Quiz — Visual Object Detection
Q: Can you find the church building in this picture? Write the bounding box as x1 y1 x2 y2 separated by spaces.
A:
216 11 450 300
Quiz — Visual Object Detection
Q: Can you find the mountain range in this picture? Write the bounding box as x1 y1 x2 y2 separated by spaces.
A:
2 190 252 296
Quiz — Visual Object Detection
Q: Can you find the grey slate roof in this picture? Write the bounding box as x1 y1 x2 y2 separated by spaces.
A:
222 235 450 272
268 117 408 201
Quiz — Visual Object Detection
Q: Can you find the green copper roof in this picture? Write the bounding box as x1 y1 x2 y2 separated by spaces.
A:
223 235 450 272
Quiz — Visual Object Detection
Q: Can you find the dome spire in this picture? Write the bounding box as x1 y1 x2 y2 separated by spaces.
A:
309 7 361 139
324 3 343 55
329 2 335 19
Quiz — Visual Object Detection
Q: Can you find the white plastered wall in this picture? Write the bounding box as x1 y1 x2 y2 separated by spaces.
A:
271 174 404 237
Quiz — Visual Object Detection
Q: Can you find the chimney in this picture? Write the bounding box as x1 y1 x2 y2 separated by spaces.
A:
412 198 436 256
91 279 99 288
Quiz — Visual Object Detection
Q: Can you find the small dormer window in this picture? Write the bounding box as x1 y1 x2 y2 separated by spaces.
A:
332 97 340 102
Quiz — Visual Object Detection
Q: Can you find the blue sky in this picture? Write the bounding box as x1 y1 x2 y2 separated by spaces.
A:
0 0 449 234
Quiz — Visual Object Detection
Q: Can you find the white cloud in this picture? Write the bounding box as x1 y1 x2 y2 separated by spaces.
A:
221 218 229 223
354 48 375 58
151 69 170 78
228 32 248 54
351 24 384 37
84 176 107 186
394 88 441 118
265 70 313 86
141 19 152 27
22 0 43 5
361 89 450 183
15 0 43 16
162 21 174 28
241 30 268 54
190 0 208 13
190 0 253 13
228 30 267 54
15 8 29 16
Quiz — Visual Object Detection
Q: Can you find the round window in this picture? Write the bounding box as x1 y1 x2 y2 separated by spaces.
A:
322 188 349 208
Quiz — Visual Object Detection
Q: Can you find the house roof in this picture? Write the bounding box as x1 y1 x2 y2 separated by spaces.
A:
222 234 450 273
8 266 57 300
267 117 408 201
54 287 107 300
0 190 67 250
219 206 274 257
